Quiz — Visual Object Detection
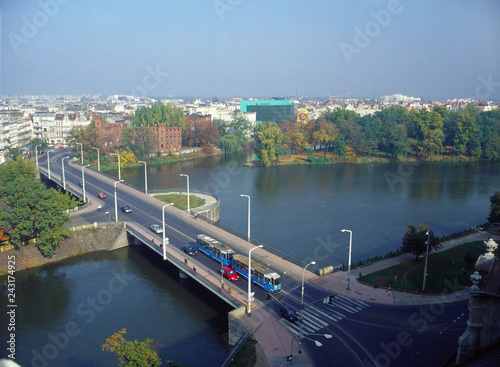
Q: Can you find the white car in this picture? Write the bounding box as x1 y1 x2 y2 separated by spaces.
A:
150 224 163 234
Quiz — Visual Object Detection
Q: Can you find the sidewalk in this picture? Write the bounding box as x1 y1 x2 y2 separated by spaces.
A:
312 231 500 306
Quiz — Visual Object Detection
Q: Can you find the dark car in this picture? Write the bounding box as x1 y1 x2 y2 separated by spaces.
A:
121 205 132 213
182 245 197 256
280 305 299 323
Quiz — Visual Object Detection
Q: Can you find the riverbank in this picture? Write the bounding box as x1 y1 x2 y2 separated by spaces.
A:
0 225 125 275
244 151 489 167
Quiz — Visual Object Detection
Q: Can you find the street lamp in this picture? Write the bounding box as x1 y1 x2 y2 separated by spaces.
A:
240 194 250 241
180 174 190 214
82 165 90 202
114 180 124 223
47 150 54 180
422 230 430 292
247 245 263 315
35 144 41 167
299 261 316 354
289 333 331 362
111 153 121 180
76 143 83 164
92 147 100 171
62 156 70 188
341 229 353 290
139 161 148 194
162 203 174 260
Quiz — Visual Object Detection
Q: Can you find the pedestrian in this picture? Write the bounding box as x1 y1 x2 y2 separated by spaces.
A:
193 265 196 273
228 284 232 294
184 257 188 266
267 291 271 300
193 213 197 220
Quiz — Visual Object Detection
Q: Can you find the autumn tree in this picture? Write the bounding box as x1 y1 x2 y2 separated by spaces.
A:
400 224 441 261
102 329 162 367
253 121 284 167
183 119 219 147
311 120 338 157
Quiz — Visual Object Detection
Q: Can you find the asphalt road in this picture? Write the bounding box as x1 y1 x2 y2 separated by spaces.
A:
40 149 469 367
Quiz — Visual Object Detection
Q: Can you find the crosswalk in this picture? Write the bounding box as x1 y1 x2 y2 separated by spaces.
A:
278 295 370 335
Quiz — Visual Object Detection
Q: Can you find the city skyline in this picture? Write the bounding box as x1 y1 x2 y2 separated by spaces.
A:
2 0 500 100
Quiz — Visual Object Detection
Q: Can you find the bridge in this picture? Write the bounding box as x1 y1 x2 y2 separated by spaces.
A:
36 149 325 364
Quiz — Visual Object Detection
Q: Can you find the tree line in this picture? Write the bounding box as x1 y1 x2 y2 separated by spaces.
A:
253 105 500 166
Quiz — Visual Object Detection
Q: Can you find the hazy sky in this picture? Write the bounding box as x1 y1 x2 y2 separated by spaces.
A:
1 0 500 100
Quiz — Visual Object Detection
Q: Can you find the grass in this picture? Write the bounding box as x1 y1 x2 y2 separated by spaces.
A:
155 194 205 211
358 241 495 294
229 337 257 367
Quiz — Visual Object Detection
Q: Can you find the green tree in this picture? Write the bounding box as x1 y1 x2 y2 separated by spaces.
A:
121 127 157 161
253 121 283 167
219 114 253 146
488 191 500 224
400 224 441 261
134 103 186 133
0 157 70 257
311 120 338 158
102 329 163 367
217 134 240 155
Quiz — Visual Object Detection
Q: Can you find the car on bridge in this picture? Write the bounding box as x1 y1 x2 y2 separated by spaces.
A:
121 205 132 213
220 266 239 282
182 245 197 256
150 224 163 234
98 192 106 199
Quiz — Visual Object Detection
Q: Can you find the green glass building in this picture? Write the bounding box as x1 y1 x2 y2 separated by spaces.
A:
240 99 294 125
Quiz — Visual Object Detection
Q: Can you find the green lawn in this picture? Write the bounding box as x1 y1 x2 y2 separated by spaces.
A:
358 241 495 294
155 194 205 211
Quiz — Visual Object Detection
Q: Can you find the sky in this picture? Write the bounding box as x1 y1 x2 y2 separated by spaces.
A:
1 0 500 100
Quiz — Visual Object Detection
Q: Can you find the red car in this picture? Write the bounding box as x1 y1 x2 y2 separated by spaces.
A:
220 266 239 282
98 192 106 199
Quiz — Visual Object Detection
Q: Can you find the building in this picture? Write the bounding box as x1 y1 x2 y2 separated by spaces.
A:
94 114 182 155
240 98 295 125
31 111 92 145
0 112 33 163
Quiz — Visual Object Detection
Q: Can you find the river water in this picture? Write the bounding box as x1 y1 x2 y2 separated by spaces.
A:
1 153 499 366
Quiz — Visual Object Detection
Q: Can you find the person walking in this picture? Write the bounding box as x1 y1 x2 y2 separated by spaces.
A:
193 265 196 273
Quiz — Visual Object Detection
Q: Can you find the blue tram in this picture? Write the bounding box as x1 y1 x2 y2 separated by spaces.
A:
231 254 281 293
196 234 235 266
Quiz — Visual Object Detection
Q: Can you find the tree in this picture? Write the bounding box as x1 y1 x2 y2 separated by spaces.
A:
219 114 253 146
134 103 186 132
183 119 219 148
121 127 157 160
488 191 500 224
217 134 240 155
400 224 441 261
253 121 284 167
0 157 70 257
311 120 338 158
102 329 162 367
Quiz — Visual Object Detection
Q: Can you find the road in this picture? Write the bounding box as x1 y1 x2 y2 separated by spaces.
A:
40 149 468 366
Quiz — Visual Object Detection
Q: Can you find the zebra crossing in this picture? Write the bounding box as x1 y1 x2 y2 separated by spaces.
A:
278 295 370 335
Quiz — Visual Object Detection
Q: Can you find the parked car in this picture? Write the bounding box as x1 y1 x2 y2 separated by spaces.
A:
150 224 163 234
280 305 299 323
121 205 132 213
97 192 106 199
220 266 239 282
182 245 197 256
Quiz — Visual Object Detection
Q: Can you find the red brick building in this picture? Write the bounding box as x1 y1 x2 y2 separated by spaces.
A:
94 114 182 155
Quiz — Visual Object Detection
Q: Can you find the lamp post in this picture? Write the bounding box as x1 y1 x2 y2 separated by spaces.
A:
111 153 121 180
341 229 353 290
289 333 331 363
35 144 41 167
47 150 55 180
180 174 190 214
62 156 70 188
422 230 430 292
92 147 100 171
139 161 148 194
82 165 90 202
162 203 174 260
247 245 263 315
114 180 124 223
299 261 316 354
240 194 251 241
76 143 83 164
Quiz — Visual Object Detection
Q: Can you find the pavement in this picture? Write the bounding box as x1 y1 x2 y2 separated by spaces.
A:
66 176 499 367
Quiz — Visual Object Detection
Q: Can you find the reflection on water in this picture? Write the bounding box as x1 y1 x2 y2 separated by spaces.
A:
120 153 499 267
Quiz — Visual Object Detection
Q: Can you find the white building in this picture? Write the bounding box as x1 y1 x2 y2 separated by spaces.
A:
0 112 33 164
31 111 92 145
